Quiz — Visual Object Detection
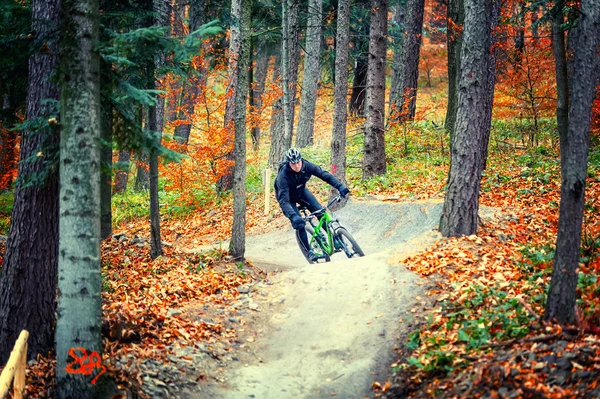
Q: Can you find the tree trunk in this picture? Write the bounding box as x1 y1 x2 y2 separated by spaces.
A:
100 58 113 240
389 0 424 122
230 0 251 260
281 0 300 146
296 0 322 148
55 0 103 395
268 55 286 167
217 0 243 194
388 1 405 114
439 0 494 237
250 39 270 150
480 0 498 172
0 0 60 364
149 0 169 260
444 0 464 137
113 150 130 193
135 151 149 190
362 0 388 179
173 0 207 145
349 48 368 116
545 0 600 324
552 0 569 147
330 0 351 204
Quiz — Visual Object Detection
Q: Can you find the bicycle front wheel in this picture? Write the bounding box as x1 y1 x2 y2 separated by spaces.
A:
335 228 365 258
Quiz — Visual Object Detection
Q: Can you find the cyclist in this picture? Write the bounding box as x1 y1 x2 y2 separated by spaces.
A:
274 148 350 262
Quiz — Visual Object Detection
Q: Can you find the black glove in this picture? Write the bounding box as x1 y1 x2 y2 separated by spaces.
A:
339 187 350 198
290 214 305 230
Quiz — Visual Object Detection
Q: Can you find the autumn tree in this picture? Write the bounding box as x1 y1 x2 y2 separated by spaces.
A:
439 0 495 237
173 0 208 145
388 0 405 112
250 38 272 150
269 0 300 165
230 0 252 259
349 0 369 116
296 0 322 148
0 0 60 363
55 0 103 395
330 0 351 203
217 0 244 193
444 0 463 137
0 1 30 191
389 0 424 122
363 0 388 178
148 0 170 259
545 0 600 324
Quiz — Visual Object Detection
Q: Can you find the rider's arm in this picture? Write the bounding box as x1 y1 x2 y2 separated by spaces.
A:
275 176 297 219
306 161 344 191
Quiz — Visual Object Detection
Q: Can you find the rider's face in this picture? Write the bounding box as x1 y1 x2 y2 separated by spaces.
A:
289 160 302 172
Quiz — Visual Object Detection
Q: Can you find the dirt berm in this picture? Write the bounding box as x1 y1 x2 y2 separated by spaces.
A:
192 198 461 399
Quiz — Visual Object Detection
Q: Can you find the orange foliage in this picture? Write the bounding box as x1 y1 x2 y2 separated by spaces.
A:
494 4 556 144
0 126 18 190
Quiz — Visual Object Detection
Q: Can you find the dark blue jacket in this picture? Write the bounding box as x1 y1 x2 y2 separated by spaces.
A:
274 159 344 219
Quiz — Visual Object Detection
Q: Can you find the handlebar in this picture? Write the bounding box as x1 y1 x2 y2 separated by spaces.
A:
300 196 341 220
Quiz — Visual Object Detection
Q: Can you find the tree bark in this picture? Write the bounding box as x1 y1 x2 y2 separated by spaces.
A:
349 0 369 116
250 39 270 150
173 0 207 145
545 0 600 324
230 0 251 260
349 55 368 116
0 0 61 364
552 0 569 147
296 0 322 148
100 57 113 240
439 0 494 237
389 0 424 122
55 0 103 395
330 0 351 205
362 0 388 179
281 0 300 146
444 0 464 138
480 0 498 172
217 0 243 194
113 150 130 193
388 1 405 114
268 54 286 167
135 151 149 190
149 0 169 260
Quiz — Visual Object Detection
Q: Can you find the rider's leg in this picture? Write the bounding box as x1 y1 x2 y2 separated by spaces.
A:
298 188 323 216
296 227 311 253
290 203 311 254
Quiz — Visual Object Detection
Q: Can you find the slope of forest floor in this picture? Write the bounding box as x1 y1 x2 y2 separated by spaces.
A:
1 141 600 399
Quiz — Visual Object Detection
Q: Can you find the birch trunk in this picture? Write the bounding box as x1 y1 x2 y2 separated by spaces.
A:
55 0 103 395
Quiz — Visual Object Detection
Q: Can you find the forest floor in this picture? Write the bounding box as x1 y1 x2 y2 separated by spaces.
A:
1 146 600 398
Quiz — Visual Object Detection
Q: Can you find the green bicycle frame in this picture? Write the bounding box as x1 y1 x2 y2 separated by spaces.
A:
308 211 339 256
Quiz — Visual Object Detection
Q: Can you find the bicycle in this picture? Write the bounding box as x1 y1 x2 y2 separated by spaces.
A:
297 196 365 264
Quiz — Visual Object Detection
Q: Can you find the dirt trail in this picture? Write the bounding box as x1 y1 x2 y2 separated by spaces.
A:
196 199 446 399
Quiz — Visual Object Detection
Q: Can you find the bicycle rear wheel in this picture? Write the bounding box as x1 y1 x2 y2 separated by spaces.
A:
305 224 331 262
335 228 365 258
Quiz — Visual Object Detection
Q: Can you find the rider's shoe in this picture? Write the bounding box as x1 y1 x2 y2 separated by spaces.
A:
307 250 320 263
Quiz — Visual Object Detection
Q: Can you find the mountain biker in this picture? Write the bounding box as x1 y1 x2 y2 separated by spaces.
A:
274 148 350 263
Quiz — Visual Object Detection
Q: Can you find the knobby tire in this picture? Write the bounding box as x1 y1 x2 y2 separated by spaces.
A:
335 228 365 258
